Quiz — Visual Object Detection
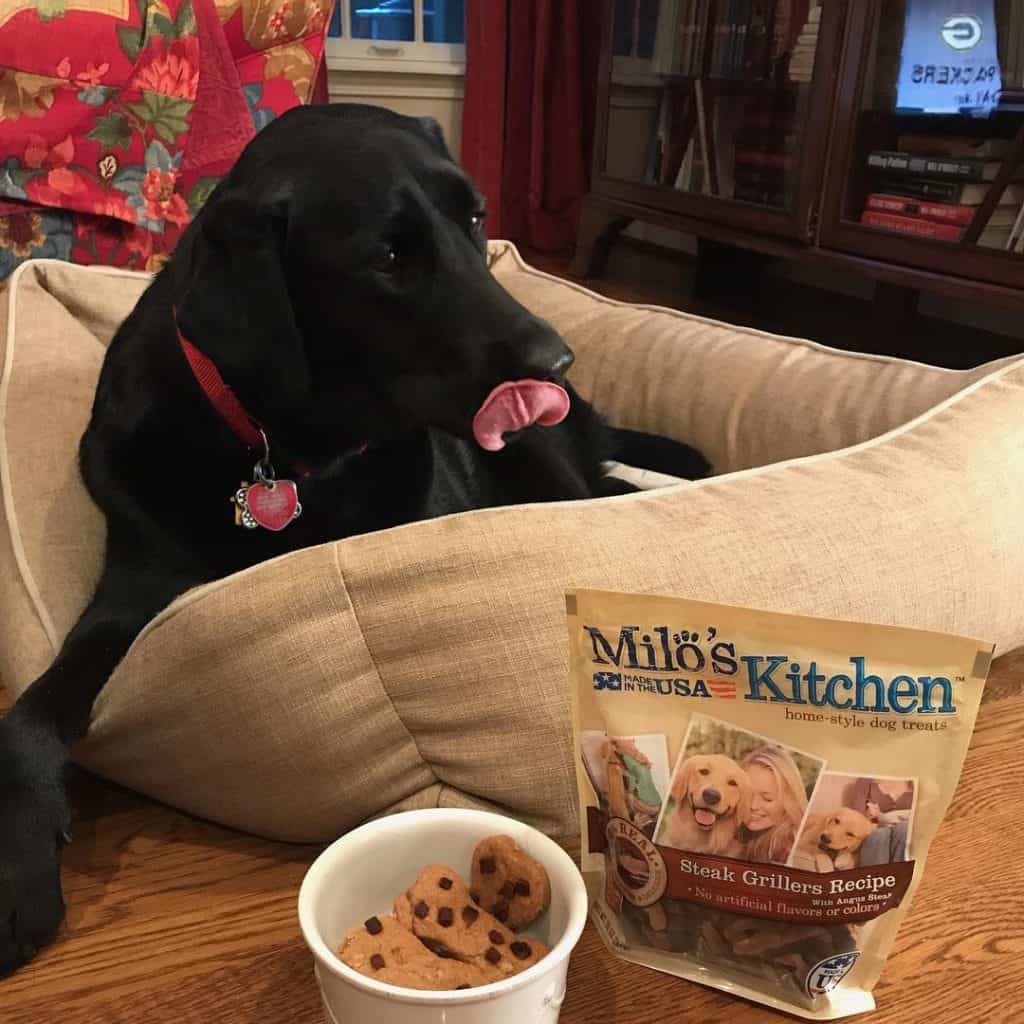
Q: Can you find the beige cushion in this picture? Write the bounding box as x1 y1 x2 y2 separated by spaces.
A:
1 246 1021 841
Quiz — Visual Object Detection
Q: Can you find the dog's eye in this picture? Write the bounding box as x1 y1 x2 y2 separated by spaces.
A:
727 779 738 787
470 211 486 234
373 245 399 274
846 831 856 838
698 768 710 776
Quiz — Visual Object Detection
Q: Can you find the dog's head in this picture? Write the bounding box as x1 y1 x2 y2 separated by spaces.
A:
669 754 751 835
818 808 876 856
173 104 574 466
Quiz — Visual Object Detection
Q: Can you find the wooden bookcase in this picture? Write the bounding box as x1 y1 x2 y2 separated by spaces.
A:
575 0 1024 312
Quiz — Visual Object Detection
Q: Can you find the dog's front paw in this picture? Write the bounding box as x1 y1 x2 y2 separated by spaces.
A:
0 718 71 977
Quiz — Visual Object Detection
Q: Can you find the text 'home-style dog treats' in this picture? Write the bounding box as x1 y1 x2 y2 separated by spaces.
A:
567 589 993 1019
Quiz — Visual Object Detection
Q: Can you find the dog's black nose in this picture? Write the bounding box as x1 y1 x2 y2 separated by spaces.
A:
702 787 721 805
820 833 830 845
509 320 575 380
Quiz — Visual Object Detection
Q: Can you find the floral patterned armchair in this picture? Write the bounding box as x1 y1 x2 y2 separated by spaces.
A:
0 0 330 277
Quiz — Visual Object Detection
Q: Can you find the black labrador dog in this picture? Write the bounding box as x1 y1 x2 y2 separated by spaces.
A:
0 103 705 975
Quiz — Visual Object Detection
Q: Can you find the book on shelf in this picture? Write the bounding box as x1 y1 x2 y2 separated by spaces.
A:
875 177 1024 206
674 138 695 191
771 0 792 61
677 0 713 77
675 2 696 75
710 1 731 78
745 1 773 79
867 150 1010 183
977 225 1014 249
861 212 1024 250
653 0 684 74
895 134 1013 159
859 210 963 241
787 2 820 82
671 0 790 80
676 1 693 75
865 194 1022 228
1007 201 1024 252
678 0 777 80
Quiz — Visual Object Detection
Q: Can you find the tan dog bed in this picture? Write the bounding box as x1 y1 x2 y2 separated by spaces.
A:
1 245 1021 841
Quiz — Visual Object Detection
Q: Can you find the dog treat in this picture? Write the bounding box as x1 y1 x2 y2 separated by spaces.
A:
470 835 552 930
338 914 491 991
336 849 551 993
567 589 992 1019
394 864 549 981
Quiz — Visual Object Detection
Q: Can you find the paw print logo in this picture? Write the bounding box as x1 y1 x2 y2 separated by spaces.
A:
593 671 623 692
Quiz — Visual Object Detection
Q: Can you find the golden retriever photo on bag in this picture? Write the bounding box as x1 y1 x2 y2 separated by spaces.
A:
655 715 824 862
790 774 916 872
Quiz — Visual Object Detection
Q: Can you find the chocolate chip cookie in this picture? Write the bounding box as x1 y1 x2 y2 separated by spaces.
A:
338 914 491 991
394 864 549 981
470 835 551 931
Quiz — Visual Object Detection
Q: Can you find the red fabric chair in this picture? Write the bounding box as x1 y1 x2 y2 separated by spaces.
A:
0 0 330 277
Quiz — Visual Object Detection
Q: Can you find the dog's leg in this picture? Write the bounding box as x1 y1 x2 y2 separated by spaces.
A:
608 427 711 480
0 561 192 976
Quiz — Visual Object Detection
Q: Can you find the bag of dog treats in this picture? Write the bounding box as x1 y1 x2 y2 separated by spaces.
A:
567 588 993 1019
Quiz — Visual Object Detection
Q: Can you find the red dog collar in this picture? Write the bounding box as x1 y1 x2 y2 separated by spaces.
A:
175 313 367 513
177 328 265 452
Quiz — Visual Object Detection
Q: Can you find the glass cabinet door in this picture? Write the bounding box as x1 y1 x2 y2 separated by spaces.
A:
820 0 1024 288
594 0 841 237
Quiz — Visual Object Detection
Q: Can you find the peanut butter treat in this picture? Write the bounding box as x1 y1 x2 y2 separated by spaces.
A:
338 914 490 991
470 835 551 930
394 864 549 981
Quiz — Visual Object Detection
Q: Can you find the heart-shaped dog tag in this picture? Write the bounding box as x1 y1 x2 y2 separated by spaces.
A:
234 479 301 531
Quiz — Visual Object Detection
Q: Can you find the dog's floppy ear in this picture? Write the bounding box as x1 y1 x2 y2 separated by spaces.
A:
176 190 311 423
416 115 452 159
734 771 753 832
670 758 695 804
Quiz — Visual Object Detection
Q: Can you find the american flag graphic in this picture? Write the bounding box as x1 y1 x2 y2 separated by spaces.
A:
707 678 737 700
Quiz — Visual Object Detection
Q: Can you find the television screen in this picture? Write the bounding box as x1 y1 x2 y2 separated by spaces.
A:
896 0 1003 115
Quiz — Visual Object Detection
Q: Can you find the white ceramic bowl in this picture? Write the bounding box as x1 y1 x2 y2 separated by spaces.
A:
298 808 588 1023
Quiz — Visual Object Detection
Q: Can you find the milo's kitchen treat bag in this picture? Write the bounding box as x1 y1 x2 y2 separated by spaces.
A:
567 589 992 1019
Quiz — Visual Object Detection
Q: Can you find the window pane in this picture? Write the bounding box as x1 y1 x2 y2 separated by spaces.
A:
613 0 635 57
424 0 464 44
637 0 660 60
350 0 414 42
328 1 342 38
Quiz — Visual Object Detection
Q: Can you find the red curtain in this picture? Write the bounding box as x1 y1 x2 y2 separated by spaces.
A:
462 1 603 252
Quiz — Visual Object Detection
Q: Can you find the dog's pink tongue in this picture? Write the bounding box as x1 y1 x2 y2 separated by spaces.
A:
694 808 717 828
472 380 570 452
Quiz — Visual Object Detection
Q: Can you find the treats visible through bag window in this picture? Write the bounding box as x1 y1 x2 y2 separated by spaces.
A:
567 589 992 1020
